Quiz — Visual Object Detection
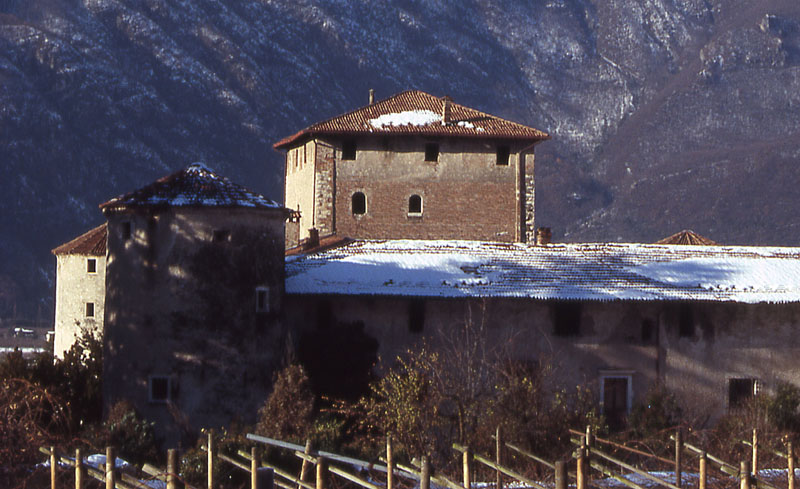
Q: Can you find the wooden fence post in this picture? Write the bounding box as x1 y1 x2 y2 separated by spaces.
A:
316 456 327 489
555 460 566 489
208 431 215 489
789 441 795 489
463 446 472 489
583 429 591 485
75 448 83 489
740 461 751 489
699 451 707 489
577 447 586 489
386 436 394 489
167 448 178 489
106 446 116 489
420 456 431 489
300 440 313 489
675 428 683 489
50 446 56 489
252 447 260 489
752 429 758 476
496 426 502 489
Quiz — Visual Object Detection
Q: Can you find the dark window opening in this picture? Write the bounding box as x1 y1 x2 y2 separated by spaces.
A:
729 378 757 409
87 258 97 274
552 301 581 337
424 143 439 162
316 300 334 330
352 192 366 215
381 137 391 151
213 229 230 242
603 377 629 431
496 145 511 165
409 300 425 333
85 302 95 318
121 221 132 240
408 195 422 215
149 376 171 403
679 305 694 337
342 140 357 160
641 319 656 344
256 287 269 313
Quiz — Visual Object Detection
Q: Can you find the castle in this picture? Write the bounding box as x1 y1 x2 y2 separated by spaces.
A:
53 90 800 439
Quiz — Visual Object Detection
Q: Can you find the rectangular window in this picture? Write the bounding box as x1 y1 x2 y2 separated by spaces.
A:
408 299 425 333
424 143 439 162
212 229 230 242
148 376 171 403
121 221 132 240
729 378 757 409
552 301 581 337
496 145 511 165
87 258 97 274
85 302 95 318
256 287 270 313
342 140 357 160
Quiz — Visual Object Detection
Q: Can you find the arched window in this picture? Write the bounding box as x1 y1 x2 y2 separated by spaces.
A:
352 192 366 215
408 194 422 215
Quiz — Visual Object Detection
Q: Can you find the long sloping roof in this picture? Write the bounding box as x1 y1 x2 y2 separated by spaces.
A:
274 90 549 149
100 163 283 212
286 239 800 304
52 224 107 256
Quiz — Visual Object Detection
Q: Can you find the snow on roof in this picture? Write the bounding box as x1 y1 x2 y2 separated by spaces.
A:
285 240 800 303
369 110 441 128
100 163 284 211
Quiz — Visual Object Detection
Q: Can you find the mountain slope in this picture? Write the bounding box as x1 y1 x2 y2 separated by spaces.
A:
2 0 800 319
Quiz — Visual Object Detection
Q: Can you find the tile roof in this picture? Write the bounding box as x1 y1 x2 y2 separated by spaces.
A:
286 239 800 304
99 163 284 212
274 90 550 149
52 224 107 256
655 230 718 246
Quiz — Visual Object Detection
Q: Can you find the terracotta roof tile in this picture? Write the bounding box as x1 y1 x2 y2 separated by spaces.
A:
100 163 284 212
52 224 107 256
274 90 549 149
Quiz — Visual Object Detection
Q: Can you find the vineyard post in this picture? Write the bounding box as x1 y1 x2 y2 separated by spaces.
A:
208 431 215 489
789 440 795 489
577 446 586 489
167 448 178 489
252 447 260 489
699 451 707 489
300 440 313 489
496 427 502 489
75 448 83 489
106 446 116 489
463 446 472 489
555 460 566 489
421 456 431 489
316 456 327 489
752 429 758 475
740 460 751 489
675 428 682 489
387 435 394 489
50 446 56 489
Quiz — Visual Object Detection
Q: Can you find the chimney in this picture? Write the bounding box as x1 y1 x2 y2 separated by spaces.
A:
441 96 452 124
535 227 552 246
303 228 320 250
369 89 375 105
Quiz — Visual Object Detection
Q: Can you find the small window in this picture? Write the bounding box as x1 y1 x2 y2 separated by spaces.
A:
496 145 510 165
408 300 425 333
552 301 581 337
342 140 357 160
148 376 171 403
424 143 439 162
85 302 95 318
729 378 757 409
678 305 694 337
641 319 656 344
121 221 132 240
87 258 97 274
408 195 422 216
256 287 270 313
352 192 366 215
212 229 230 242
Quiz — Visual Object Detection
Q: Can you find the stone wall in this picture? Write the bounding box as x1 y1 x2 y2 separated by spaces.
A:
53 253 106 358
284 294 800 421
103 207 287 443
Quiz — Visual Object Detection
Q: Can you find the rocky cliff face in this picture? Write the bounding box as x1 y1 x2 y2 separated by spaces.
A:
2 0 800 318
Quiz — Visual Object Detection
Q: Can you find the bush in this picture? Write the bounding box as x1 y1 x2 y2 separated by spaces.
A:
628 384 682 438
256 364 316 443
89 400 159 465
